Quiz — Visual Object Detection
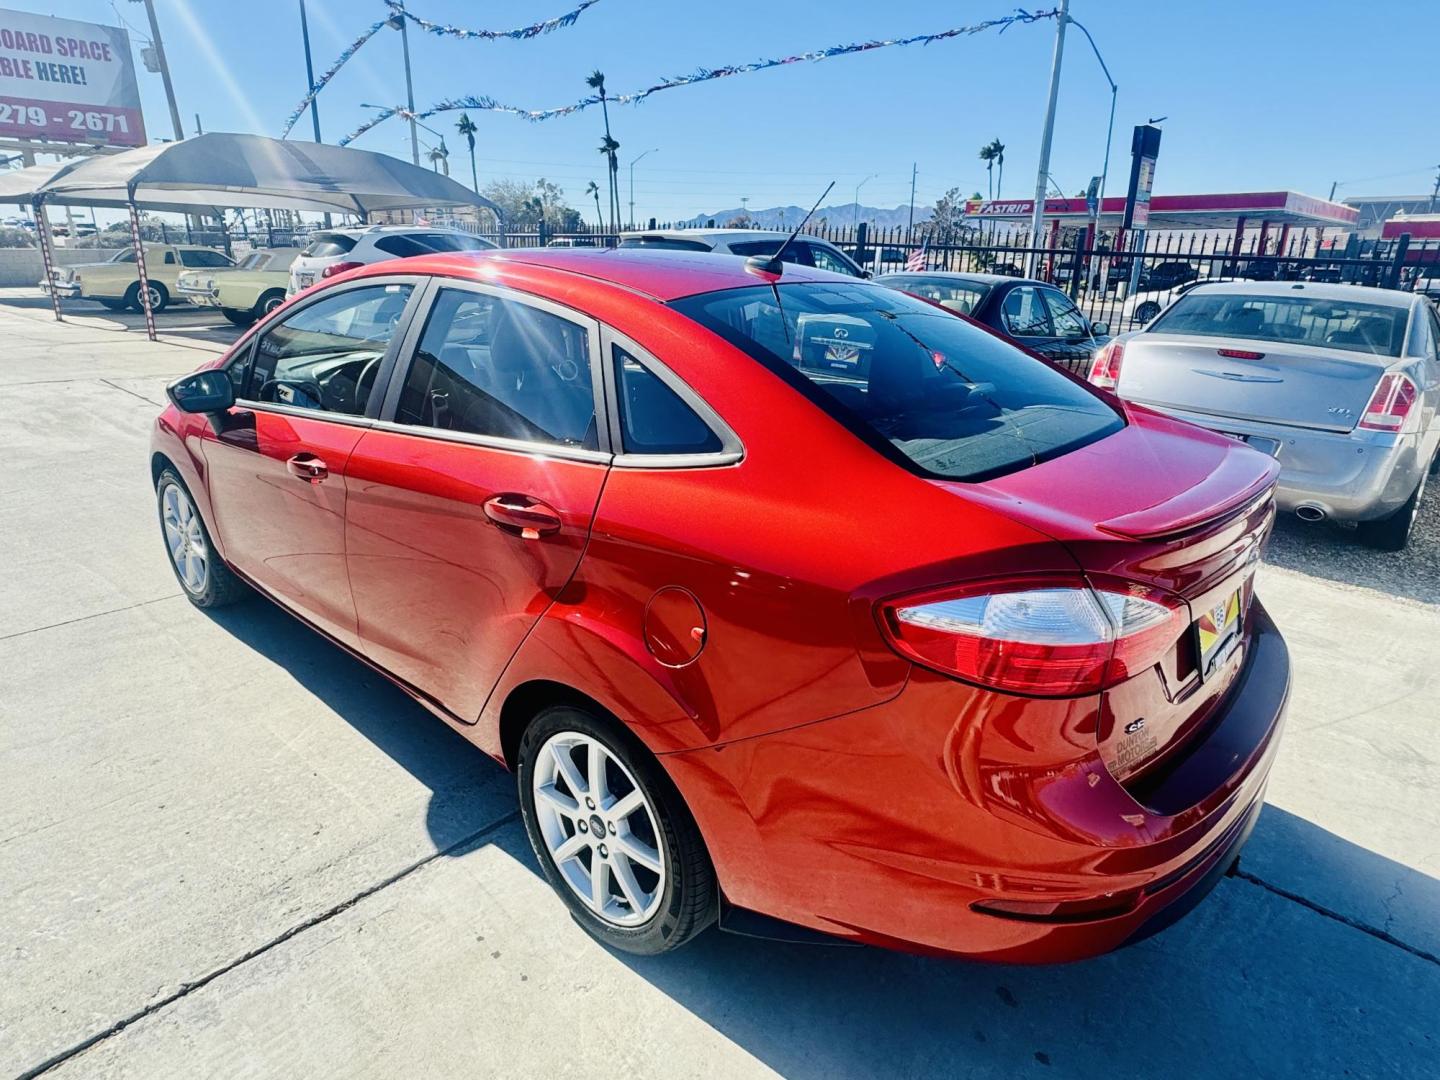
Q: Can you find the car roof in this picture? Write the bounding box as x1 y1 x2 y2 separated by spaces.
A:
317 224 469 238
620 228 828 244
1183 279 1415 307
347 246 851 301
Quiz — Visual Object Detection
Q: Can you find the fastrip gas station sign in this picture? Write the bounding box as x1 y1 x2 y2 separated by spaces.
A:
0 8 145 148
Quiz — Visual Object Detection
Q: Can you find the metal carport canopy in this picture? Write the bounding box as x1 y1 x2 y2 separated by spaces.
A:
32 132 503 219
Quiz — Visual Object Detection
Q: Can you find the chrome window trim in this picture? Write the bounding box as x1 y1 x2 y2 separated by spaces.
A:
381 275 610 455
233 399 376 428
366 417 612 465
600 326 744 470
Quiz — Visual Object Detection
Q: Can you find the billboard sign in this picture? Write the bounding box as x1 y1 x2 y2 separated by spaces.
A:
0 9 145 148
1122 125 1162 230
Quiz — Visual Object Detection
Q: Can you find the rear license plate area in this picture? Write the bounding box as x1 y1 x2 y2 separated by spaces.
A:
1196 586 1244 680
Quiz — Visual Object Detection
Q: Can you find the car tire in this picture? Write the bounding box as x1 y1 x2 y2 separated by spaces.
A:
253 290 286 320
220 307 254 327
125 281 168 314
1357 469 1427 552
1135 301 1161 324
155 468 249 608
516 704 716 955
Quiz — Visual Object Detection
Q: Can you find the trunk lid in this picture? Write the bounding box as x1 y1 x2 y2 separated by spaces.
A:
953 406 1280 790
1116 333 1387 433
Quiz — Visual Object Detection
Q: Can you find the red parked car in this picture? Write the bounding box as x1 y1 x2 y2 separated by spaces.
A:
151 248 1289 963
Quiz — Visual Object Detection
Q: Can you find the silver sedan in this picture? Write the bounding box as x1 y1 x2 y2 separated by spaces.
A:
1088 281 1440 550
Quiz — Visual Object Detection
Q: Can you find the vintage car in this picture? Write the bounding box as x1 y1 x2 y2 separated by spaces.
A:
41 244 236 313
177 248 301 326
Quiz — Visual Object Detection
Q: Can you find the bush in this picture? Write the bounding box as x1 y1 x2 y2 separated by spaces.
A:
0 226 34 248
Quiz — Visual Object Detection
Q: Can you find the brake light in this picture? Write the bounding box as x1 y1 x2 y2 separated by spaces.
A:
878 575 1186 697
1358 372 1418 431
1217 348 1265 360
320 260 364 279
1087 340 1125 390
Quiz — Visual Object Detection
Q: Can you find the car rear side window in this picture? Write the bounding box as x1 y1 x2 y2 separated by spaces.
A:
613 346 721 455
394 287 597 449
303 232 358 258
179 249 233 268
618 237 713 252
673 283 1122 482
373 233 496 257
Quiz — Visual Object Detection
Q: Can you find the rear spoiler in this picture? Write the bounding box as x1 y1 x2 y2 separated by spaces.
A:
1097 451 1280 540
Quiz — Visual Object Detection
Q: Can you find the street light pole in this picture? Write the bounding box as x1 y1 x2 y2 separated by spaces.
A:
854 173 877 228
298 0 332 225
1027 0 1069 274
133 0 184 142
628 148 658 229
907 162 917 234
388 3 420 166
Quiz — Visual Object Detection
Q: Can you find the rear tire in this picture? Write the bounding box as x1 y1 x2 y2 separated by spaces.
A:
125 281 168 313
220 307 254 327
517 705 716 955
1134 301 1161 324
1357 470 1427 552
254 289 286 320
155 468 249 607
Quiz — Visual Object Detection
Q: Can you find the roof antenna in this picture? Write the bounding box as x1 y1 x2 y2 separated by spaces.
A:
746 180 834 277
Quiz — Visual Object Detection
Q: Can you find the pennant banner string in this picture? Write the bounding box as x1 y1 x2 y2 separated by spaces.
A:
338 8 1058 146
282 0 606 138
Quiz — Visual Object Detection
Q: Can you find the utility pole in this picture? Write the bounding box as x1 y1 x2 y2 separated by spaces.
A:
907 162 917 233
135 0 184 142
1028 0 1069 275
1429 165 1440 213
385 4 420 166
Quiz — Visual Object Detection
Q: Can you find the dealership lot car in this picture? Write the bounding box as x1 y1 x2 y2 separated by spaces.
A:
877 270 1110 374
152 248 1288 962
177 247 301 325
42 242 235 312
619 228 866 277
1089 281 1440 549
286 225 498 295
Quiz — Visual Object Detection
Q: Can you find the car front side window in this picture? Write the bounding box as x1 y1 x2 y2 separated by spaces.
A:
1041 289 1091 338
394 287 597 450
1002 287 1055 337
807 243 862 277
240 282 413 415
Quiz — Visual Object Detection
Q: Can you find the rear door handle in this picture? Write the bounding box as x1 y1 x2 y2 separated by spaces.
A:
286 453 328 483
483 494 562 539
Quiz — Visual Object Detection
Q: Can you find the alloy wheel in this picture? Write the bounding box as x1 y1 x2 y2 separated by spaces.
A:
531 731 666 927
161 482 208 594
143 285 162 309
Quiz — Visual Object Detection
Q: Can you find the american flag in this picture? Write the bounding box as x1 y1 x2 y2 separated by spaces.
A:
905 237 929 272
413 213 431 226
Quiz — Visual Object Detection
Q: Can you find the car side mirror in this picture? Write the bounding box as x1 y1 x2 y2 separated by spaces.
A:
167 369 235 414
1091 321 1109 336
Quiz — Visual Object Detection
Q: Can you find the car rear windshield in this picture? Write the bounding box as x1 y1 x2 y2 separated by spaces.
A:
619 236 713 252
373 232 497 257
672 283 1123 482
303 232 358 258
879 275 991 316
1151 292 1408 357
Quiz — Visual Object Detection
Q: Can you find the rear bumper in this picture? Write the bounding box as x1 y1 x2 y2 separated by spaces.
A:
664 601 1289 964
1138 404 1425 522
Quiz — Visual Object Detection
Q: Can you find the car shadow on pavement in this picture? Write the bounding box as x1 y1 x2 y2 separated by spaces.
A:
201 596 515 850
1 295 244 348
1265 496 1440 608
200 595 1440 1078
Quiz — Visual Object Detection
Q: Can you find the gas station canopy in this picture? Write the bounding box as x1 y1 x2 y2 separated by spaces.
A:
965 191 1359 231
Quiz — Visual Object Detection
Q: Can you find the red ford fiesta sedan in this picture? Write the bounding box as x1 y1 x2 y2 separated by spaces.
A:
151 248 1289 962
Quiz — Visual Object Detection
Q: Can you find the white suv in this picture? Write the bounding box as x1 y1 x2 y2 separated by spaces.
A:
617 228 867 277
287 225 498 295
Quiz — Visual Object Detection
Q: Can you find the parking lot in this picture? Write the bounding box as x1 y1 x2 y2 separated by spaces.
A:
2 291 1438 1078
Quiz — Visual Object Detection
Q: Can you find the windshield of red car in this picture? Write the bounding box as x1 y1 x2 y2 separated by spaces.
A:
672 282 1123 482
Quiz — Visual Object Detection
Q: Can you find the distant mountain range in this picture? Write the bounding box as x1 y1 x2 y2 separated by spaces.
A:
674 203 931 230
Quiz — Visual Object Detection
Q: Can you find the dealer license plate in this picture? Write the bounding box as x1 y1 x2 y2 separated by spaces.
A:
1196 587 1243 680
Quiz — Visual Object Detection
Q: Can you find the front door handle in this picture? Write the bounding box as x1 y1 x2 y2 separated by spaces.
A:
483 494 562 539
286 453 329 483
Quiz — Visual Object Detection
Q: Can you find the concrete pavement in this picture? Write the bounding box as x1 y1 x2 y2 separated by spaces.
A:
1 293 1437 1079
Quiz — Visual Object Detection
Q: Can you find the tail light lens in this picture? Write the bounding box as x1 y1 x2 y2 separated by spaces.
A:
878 575 1186 697
1358 372 1418 431
320 260 365 280
1087 340 1125 390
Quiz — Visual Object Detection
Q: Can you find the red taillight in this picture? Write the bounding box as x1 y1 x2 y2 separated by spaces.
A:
320 260 365 279
1087 340 1125 390
1358 372 1418 431
878 575 1187 698
1217 348 1265 360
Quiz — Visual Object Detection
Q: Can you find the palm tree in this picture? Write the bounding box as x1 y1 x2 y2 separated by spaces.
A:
456 113 478 192
587 70 620 234
979 141 998 200
991 139 1006 199
585 180 603 230
426 142 449 175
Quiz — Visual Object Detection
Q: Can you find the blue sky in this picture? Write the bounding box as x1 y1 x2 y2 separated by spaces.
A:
37 0 1440 221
